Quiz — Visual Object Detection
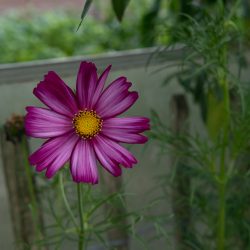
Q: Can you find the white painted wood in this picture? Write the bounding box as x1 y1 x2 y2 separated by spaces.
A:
0 47 184 85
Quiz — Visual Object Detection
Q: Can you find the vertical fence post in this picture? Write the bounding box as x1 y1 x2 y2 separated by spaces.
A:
103 174 129 250
170 94 191 250
0 115 44 249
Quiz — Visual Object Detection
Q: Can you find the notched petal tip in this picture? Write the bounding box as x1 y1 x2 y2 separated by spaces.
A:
45 167 62 179
28 156 36 166
45 170 54 179
110 167 122 177
25 106 33 112
33 86 38 96
79 61 97 73
80 61 96 66
36 71 59 88
46 70 57 75
138 135 149 144
131 91 139 99
126 82 132 89
143 117 150 123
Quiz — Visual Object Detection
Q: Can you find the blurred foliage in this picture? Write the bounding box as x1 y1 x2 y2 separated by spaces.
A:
0 8 145 64
0 0 195 64
148 0 250 249
140 0 162 47
157 0 248 125
149 88 250 249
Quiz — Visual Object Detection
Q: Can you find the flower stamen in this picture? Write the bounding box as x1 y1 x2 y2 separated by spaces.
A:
73 109 102 139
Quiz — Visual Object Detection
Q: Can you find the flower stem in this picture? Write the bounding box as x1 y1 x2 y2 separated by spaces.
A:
77 183 85 250
216 104 227 250
216 111 227 250
59 173 78 229
217 173 226 250
216 41 229 250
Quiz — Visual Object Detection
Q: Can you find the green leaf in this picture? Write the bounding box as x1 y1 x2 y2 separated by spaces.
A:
77 0 93 31
140 0 162 46
111 0 130 22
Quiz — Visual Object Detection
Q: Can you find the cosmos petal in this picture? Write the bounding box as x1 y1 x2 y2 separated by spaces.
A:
93 135 137 168
103 117 150 133
95 77 135 118
97 88 138 119
90 65 112 108
25 106 73 138
101 129 148 144
33 71 78 117
76 62 98 109
70 140 98 184
93 141 122 177
95 77 129 107
29 132 79 178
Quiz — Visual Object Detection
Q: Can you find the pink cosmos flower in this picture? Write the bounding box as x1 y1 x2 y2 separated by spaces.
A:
25 61 150 184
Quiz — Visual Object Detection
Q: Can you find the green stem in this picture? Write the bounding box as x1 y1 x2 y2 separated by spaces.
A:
217 173 226 250
216 88 228 250
59 173 79 229
77 184 85 250
216 40 229 249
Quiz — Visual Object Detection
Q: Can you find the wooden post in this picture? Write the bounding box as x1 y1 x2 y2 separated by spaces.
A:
170 94 191 250
102 174 129 250
0 114 44 249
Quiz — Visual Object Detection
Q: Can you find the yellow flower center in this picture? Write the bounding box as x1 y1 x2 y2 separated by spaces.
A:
73 109 102 139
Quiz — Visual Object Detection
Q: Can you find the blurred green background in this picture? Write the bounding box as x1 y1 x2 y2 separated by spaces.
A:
0 1 250 250
0 0 157 63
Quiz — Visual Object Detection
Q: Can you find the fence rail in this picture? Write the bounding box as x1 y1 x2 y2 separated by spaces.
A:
0 46 185 85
